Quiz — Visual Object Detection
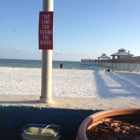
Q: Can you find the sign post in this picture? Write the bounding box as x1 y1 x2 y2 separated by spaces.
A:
40 0 54 103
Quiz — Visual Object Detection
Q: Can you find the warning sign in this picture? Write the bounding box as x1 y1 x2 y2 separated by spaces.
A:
39 11 53 50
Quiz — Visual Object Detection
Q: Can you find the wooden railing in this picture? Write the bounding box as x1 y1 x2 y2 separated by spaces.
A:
100 56 140 63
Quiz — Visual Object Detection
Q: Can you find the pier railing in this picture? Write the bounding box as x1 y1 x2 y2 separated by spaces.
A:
100 56 140 63
81 56 140 72
81 56 140 62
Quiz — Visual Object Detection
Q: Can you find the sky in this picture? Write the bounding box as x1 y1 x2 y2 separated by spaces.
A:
0 0 140 61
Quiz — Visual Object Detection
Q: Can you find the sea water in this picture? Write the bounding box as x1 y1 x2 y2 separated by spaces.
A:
0 59 107 70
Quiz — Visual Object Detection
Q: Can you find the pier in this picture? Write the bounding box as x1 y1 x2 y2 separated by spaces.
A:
81 56 140 72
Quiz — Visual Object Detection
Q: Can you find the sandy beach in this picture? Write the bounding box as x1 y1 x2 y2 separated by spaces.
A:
0 67 140 98
0 67 140 109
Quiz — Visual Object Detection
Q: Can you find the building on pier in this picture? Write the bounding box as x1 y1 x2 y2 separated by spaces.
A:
98 53 110 60
110 48 134 59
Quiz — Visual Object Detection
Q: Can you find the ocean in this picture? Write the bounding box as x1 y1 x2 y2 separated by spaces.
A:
0 59 107 70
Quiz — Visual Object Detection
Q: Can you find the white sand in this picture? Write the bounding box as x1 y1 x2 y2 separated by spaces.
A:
0 67 140 109
0 67 140 99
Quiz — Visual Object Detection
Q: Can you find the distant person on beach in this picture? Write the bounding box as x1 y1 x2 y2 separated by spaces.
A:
106 69 110 72
60 63 63 69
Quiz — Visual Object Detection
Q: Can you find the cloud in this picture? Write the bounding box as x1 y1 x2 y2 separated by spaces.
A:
70 51 74 54
53 50 67 55
2 46 26 53
38 50 42 53
54 50 100 58
93 51 100 54
4 46 8 50
0 46 31 59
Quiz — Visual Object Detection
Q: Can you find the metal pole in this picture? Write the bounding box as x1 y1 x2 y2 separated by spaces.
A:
128 51 130 71
40 0 54 103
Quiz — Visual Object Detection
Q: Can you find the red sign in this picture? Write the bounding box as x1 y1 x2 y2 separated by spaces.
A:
39 11 53 50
